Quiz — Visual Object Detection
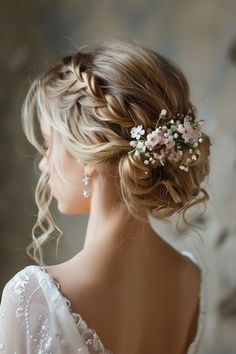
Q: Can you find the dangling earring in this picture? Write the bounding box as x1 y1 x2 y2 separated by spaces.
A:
82 172 91 198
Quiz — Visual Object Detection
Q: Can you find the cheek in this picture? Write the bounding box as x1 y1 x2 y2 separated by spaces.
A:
55 177 91 214
50 156 91 214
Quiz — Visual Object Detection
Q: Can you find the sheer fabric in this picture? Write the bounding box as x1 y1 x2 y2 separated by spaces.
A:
0 250 206 354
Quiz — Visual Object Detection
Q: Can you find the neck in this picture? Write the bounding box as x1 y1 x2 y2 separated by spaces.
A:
82 172 160 254
84 204 152 248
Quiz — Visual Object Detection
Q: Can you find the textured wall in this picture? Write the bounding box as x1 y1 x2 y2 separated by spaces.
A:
1 0 236 352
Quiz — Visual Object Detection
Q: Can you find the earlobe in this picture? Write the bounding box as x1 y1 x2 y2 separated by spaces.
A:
83 163 97 178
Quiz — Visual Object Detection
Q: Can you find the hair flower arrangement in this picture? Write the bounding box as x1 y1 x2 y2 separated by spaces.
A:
128 108 204 172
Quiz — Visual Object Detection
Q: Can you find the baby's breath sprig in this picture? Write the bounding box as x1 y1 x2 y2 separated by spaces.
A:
128 108 204 173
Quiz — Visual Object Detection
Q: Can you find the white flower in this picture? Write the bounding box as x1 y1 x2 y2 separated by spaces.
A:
184 116 190 123
129 140 137 147
179 165 189 172
136 140 145 149
198 137 203 143
160 109 167 116
174 133 178 139
191 155 197 160
130 125 145 139
144 160 149 165
171 124 178 132
140 145 147 152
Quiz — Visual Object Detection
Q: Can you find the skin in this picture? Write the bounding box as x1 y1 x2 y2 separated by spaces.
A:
38 117 201 354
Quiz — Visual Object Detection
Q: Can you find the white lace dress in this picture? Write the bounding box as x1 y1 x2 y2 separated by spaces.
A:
0 250 207 354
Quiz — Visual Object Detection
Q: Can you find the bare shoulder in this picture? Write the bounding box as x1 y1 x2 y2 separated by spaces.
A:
42 248 113 311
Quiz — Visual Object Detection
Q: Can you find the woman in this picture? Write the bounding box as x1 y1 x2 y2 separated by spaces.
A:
0 38 211 353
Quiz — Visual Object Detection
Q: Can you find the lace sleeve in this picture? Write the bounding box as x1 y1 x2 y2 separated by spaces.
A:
0 266 54 353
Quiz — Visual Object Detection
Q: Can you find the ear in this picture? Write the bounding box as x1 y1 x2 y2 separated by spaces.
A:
83 162 98 178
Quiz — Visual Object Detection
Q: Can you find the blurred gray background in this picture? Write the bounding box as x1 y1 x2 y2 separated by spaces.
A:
1 0 236 353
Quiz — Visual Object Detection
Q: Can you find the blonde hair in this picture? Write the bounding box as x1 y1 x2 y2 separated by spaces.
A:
21 38 211 266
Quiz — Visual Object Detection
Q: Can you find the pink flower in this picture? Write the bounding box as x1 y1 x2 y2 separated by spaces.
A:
156 148 166 166
145 131 163 150
177 121 194 143
164 135 176 149
168 149 183 162
190 129 200 141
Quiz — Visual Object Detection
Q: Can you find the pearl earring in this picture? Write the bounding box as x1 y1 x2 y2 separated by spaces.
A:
82 173 91 198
